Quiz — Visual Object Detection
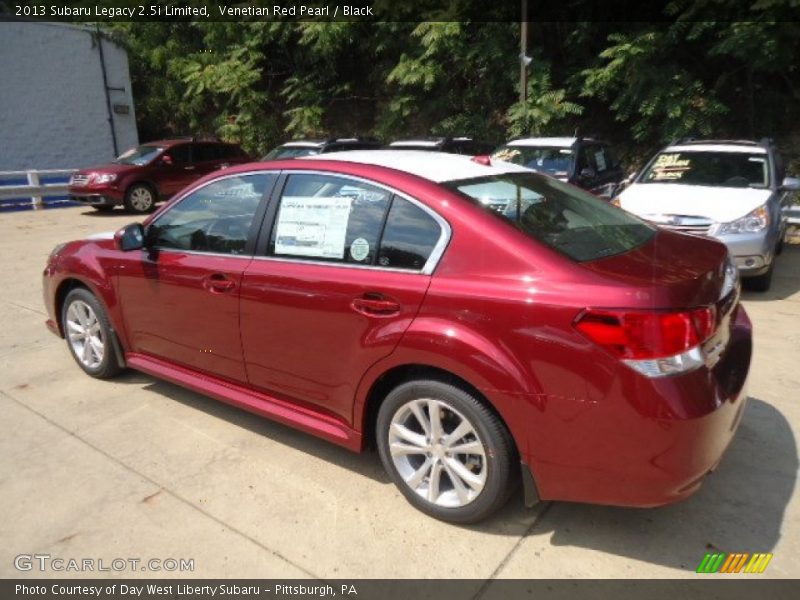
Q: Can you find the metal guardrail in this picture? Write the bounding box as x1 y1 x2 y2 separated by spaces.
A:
785 205 800 226
0 169 77 208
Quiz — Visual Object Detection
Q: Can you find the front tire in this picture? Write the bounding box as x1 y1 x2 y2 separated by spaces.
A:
124 183 156 214
376 379 517 524
62 288 124 379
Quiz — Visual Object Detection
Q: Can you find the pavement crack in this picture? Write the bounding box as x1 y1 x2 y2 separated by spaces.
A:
2 389 322 580
472 501 554 600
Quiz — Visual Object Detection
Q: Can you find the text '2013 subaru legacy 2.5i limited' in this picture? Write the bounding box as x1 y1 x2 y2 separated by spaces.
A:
44 151 751 523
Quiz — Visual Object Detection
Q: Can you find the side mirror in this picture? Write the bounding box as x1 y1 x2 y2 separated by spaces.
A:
579 167 596 181
780 176 800 192
114 223 145 251
160 154 173 166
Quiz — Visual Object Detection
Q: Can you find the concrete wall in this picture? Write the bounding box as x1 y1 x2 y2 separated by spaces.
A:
0 22 139 171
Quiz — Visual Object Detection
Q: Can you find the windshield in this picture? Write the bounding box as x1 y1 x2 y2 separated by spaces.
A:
444 173 654 262
640 151 770 188
263 146 320 160
492 146 574 178
114 145 164 166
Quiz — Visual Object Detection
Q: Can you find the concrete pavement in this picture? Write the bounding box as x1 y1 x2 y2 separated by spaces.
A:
1 206 798 581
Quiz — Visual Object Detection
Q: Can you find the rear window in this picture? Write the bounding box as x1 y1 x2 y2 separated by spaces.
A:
444 173 654 262
492 146 574 178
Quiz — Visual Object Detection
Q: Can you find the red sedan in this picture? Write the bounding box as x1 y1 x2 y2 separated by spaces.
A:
43 151 751 523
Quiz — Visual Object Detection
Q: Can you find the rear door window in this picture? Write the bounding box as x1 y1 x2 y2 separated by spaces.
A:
269 174 391 265
378 198 442 270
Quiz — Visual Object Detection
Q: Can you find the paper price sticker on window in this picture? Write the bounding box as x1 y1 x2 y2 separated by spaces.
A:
275 197 352 259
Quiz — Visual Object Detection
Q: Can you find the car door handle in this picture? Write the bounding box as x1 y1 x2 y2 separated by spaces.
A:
184 165 196 171
203 273 236 293
350 294 401 317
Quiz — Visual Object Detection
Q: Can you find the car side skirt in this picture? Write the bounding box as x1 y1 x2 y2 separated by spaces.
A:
126 353 362 451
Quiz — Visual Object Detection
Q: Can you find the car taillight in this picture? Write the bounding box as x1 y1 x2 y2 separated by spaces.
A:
574 307 716 377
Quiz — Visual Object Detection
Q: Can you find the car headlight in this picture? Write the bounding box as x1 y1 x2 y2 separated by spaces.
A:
93 173 117 184
715 204 769 235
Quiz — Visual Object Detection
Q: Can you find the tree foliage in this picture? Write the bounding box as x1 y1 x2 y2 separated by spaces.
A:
109 2 800 164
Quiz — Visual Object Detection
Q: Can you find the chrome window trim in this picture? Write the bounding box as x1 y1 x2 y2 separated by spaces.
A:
155 247 254 261
265 169 452 276
147 168 452 275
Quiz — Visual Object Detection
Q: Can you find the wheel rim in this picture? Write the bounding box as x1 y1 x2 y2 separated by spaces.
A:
388 398 487 508
65 300 105 369
129 187 153 211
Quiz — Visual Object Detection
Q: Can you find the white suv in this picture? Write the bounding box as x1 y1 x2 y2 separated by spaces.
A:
615 139 800 291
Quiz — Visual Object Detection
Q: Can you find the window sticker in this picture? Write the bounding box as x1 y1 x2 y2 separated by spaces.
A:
349 237 370 262
594 150 607 172
650 153 692 181
492 148 521 162
275 196 352 259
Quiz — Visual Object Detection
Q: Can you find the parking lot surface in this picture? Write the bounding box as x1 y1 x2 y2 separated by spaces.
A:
1 206 798 582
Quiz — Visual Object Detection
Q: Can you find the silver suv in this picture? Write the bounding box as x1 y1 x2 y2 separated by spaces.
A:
615 138 800 291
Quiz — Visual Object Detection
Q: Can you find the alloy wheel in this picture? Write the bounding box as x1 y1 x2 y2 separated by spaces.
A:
65 300 105 369
388 398 487 508
129 187 153 211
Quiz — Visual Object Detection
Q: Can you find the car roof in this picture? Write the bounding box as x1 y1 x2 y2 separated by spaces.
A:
505 137 579 148
301 150 530 183
664 142 767 154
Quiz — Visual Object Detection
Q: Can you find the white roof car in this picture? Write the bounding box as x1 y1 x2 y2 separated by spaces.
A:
302 150 530 183
504 137 578 148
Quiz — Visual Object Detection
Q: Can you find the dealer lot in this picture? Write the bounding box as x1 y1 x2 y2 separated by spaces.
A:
0 207 798 582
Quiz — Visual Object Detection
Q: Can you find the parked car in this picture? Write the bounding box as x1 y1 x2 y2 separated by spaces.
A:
68 138 250 214
614 138 800 291
492 136 624 198
44 150 750 523
387 137 494 155
263 137 382 159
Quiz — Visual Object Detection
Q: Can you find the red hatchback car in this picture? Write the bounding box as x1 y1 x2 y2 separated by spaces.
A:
43 151 751 523
68 138 250 214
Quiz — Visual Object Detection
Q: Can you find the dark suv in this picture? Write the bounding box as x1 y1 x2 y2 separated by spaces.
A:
263 138 382 159
492 137 624 198
69 138 250 214
387 137 494 155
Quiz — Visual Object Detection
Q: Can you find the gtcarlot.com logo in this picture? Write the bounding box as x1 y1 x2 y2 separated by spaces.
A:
696 552 773 574
14 554 194 573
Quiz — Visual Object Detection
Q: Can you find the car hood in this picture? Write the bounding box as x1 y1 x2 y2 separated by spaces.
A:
618 183 771 223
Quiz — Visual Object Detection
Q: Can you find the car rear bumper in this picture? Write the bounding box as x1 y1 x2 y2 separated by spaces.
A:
528 305 752 507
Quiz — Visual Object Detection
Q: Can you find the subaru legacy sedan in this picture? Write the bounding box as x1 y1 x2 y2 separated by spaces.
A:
43 151 751 523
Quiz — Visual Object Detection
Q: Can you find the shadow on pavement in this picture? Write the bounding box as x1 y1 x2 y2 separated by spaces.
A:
141 377 393 485
741 244 800 302
115 367 795 549
529 398 796 570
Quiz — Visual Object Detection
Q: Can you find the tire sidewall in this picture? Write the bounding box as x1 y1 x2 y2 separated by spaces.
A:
376 380 514 524
62 288 119 378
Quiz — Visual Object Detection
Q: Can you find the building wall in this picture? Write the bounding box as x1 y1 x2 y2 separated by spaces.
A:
0 22 139 171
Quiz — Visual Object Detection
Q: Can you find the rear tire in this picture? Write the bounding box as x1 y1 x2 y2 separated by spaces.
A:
376 379 517 524
62 288 124 379
124 183 156 214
